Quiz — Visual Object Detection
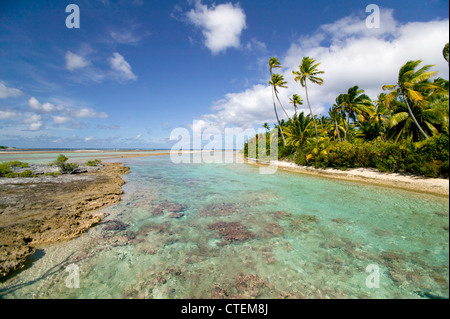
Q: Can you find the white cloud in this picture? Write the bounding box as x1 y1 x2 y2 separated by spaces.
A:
194 9 449 132
0 83 22 99
24 114 43 131
187 1 247 54
52 115 70 124
85 136 95 142
65 51 90 71
0 110 19 120
28 97 64 113
72 108 108 119
109 52 137 81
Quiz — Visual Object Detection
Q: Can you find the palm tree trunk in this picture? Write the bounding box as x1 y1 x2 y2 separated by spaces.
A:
400 86 429 140
345 112 350 141
335 120 341 142
305 83 319 143
272 87 287 146
274 89 291 120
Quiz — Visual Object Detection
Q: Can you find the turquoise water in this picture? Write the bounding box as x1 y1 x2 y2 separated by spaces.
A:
0 154 448 299
0 150 166 164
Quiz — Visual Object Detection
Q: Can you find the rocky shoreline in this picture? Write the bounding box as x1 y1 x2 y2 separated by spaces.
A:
0 162 130 279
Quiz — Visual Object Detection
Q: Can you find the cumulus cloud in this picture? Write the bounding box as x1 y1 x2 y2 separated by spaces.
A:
109 52 137 81
0 109 19 120
0 83 22 99
187 1 247 54
194 9 449 133
24 114 43 131
65 51 90 71
28 97 65 113
52 115 70 125
72 108 109 119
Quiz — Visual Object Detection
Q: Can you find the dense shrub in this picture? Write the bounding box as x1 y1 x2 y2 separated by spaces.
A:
7 161 29 168
291 134 449 178
18 170 36 178
44 172 61 177
55 154 79 174
86 159 102 166
0 163 15 178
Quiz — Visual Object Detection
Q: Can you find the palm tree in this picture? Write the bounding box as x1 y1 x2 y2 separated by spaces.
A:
383 60 442 140
269 73 291 120
292 57 324 143
262 122 270 133
372 93 390 139
283 112 314 148
269 57 286 146
443 43 449 66
289 94 303 116
328 106 345 142
337 86 374 141
388 99 448 142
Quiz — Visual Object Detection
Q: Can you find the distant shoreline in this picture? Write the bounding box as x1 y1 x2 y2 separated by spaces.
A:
241 155 449 197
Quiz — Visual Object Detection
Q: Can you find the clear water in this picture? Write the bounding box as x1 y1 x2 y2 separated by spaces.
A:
0 154 448 299
0 150 167 164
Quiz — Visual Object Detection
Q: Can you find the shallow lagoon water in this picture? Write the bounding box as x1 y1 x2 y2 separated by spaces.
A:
0 154 448 299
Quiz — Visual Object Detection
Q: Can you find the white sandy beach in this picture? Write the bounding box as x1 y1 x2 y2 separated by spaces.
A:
242 156 449 197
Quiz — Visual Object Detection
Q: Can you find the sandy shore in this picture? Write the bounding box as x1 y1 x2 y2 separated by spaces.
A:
0 163 130 279
241 156 449 197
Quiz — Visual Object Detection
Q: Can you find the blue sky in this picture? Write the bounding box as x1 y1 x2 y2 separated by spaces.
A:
0 0 449 149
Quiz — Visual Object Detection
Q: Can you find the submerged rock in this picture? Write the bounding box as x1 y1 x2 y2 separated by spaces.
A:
234 274 266 299
260 222 284 238
168 212 184 219
102 220 129 231
208 221 255 243
151 201 187 217
272 211 291 219
199 203 242 217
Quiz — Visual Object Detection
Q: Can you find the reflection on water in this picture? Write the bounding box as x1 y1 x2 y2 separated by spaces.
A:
1 155 448 299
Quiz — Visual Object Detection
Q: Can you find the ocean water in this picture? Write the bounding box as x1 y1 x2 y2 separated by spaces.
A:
0 154 448 299
0 150 166 164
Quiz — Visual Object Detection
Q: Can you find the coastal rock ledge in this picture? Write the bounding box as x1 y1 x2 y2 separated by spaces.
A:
0 162 130 279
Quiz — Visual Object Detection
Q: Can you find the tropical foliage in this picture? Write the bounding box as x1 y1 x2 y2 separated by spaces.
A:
245 43 449 178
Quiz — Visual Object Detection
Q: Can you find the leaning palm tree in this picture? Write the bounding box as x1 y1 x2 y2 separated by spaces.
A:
289 94 303 116
269 57 286 146
383 60 442 140
292 57 324 143
388 99 448 142
270 73 291 120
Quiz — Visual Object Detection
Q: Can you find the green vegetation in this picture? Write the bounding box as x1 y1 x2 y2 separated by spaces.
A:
0 146 7 149
6 161 29 168
0 163 15 178
244 43 449 178
0 161 35 178
0 161 32 178
55 154 79 174
17 170 36 178
86 159 102 166
44 172 61 177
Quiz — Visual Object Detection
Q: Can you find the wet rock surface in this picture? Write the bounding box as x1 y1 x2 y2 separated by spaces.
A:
0 163 130 279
